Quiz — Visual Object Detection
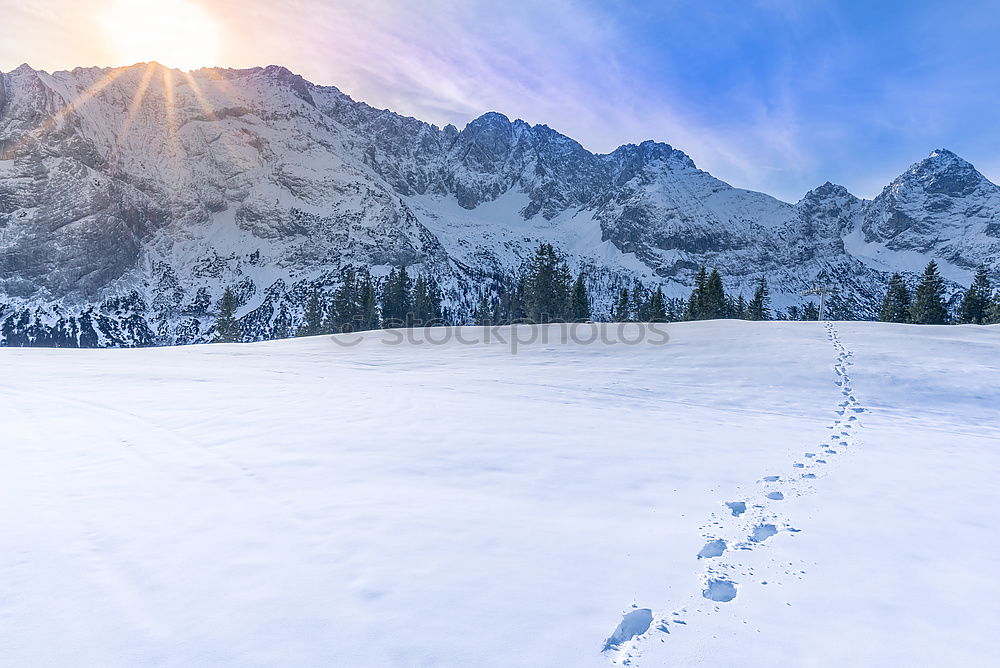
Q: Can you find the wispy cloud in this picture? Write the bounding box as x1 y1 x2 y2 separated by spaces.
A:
3 0 1000 202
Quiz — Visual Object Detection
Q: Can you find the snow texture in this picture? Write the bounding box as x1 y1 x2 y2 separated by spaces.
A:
2 320 999 666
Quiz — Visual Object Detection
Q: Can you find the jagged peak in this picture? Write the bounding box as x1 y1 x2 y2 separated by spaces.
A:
801 181 856 201
261 64 296 78
9 63 37 76
918 148 974 171
606 140 696 170
891 147 987 197
465 111 512 129
927 147 960 159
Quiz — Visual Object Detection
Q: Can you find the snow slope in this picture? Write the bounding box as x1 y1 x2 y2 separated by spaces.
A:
1 321 998 666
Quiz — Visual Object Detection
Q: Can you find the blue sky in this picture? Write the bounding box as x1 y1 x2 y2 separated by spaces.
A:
3 0 999 202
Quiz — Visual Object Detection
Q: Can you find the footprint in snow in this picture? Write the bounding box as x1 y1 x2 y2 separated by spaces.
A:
604 325 862 656
697 539 727 559
751 524 778 542
603 609 653 651
702 579 737 602
725 501 747 517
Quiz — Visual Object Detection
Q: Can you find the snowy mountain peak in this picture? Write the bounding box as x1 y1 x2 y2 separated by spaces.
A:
900 148 991 197
0 62 999 346
9 63 36 75
859 149 1000 269
467 110 512 127
800 181 857 204
926 147 964 163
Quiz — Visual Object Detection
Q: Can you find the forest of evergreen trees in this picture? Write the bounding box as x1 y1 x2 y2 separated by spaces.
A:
879 261 1000 325
213 245 1000 342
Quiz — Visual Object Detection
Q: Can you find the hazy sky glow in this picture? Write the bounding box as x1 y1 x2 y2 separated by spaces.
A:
3 0 999 202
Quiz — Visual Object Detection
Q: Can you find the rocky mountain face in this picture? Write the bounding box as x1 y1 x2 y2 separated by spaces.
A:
0 63 998 346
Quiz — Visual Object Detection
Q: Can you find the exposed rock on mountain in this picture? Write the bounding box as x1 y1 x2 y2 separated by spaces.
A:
0 63 997 345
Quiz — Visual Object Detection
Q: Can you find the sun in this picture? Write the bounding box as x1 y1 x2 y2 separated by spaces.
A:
101 0 221 71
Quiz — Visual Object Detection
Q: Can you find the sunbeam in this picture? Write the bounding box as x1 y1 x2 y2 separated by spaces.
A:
0 68 126 160
180 70 239 170
160 67 184 196
181 71 218 122
111 62 157 164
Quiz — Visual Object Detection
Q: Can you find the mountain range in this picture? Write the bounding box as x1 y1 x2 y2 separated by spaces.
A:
1 62 998 345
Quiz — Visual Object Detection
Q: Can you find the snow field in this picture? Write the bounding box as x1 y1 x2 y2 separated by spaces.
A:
1 321 998 666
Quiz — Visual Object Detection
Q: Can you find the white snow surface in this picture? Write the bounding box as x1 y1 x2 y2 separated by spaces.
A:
2 321 999 666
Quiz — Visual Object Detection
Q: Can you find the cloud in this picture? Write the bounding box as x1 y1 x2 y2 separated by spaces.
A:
4 0 1000 202
211 0 822 200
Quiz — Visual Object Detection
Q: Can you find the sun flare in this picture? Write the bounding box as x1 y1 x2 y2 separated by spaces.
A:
101 0 221 71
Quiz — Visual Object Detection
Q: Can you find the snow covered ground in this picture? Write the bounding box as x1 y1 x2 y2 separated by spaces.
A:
2 321 998 666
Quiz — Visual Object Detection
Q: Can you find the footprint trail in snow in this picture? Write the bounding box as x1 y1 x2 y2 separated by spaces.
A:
603 323 867 664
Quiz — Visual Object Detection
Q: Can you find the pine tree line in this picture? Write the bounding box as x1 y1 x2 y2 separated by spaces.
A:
472 244 594 325
211 265 445 342
679 267 779 321
879 261 1000 325
213 248 1000 341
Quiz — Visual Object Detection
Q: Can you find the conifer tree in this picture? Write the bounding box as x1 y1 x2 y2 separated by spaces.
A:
787 305 801 321
327 267 359 332
297 290 324 337
702 269 726 319
427 275 443 324
569 272 591 322
214 287 241 343
747 277 771 321
475 294 492 326
648 287 667 322
957 266 992 324
879 273 912 323
631 282 651 322
381 265 413 327
986 290 1000 325
356 268 379 330
612 287 631 322
724 296 736 318
909 260 949 324
734 294 748 320
412 273 444 325
397 265 414 324
802 301 819 321
684 292 699 321
523 244 571 323
380 268 399 327
666 296 685 321
412 275 429 325
685 266 709 320
270 307 292 341
505 274 530 323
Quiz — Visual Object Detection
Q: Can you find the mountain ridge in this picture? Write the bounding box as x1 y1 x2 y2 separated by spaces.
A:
1 62 998 346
